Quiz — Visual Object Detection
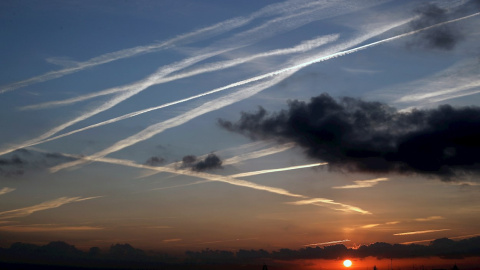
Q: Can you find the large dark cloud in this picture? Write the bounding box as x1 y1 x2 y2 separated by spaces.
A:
218 93 480 179
407 3 464 50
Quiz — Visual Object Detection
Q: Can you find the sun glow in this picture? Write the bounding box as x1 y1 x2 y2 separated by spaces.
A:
343 260 353 267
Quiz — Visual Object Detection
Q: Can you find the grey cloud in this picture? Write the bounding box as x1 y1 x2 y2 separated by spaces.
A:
219 93 480 180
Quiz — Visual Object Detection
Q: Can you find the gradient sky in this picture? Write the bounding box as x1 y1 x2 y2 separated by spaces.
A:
1 0 480 253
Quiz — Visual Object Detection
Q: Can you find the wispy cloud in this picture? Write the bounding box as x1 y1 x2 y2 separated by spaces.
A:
163 238 182 243
415 216 445 222
222 142 295 165
361 224 381 229
229 162 327 178
392 58 480 107
0 196 101 220
394 229 450 236
400 233 480 245
286 198 371 214
0 225 103 232
332 178 389 189
0 187 16 196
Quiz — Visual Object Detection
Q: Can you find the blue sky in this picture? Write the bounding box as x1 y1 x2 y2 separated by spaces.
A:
0 0 479 251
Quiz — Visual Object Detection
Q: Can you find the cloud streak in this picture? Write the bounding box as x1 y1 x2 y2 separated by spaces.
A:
333 178 389 189
0 196 101 220
0 187 16 196
394 229 450 236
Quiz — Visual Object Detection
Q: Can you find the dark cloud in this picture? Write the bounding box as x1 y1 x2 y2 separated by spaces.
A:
182 155 197 165
144 156 166 166
180 154 223 171
0 149 76 178
407 3 464 50
193 154 222 172
218 93 480 180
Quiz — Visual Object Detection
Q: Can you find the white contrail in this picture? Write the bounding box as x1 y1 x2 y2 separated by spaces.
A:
0 0 321 94
229 162 327 178
332 177 389 189
0 196 101 220
22 34 339 110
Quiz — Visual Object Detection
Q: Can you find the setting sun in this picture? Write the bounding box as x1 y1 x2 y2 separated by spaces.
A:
343 259 353 267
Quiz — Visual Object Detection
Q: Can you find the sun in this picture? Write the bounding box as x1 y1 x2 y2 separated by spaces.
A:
343 259 352 267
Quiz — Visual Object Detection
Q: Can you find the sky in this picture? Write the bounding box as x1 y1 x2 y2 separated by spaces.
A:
1 0 480 256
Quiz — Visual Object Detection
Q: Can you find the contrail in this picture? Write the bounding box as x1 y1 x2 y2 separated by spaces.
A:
22 34 339 110
394 229 450 236
229 162 327 178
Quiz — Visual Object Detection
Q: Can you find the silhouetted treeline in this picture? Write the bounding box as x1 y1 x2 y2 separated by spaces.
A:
1 237 480 268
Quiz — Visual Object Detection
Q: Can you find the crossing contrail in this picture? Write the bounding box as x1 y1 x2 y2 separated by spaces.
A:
22 34 339 110
0 0 328 94
0 34 337 157
48 71 296 172
2 12 473 158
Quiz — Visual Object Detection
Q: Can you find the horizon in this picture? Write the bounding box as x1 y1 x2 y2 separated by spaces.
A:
1 1 480 268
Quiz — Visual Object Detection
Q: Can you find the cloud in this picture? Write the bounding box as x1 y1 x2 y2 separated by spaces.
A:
144 156 166 166
304 239 350 246
0 225 103 232
192 154 223 172
394 229 450 236
333 177 389 189
286 198 371 214
0 196 101 220
415 216 445 222
163 238 182 243
219 93 480 180
0 149 75 177
0 187 16 195
407 3 464 50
